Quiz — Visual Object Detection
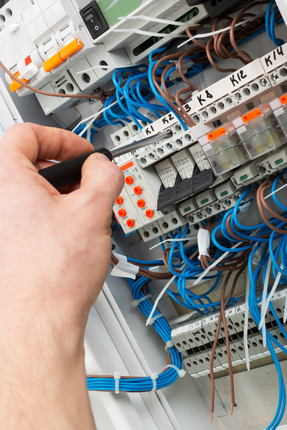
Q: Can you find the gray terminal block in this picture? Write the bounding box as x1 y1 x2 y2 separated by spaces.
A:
195 188 216 208
215 180 237 200
178 196 198 216
257 145 287 176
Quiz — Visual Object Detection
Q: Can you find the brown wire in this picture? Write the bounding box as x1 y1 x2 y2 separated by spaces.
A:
209 266 245 422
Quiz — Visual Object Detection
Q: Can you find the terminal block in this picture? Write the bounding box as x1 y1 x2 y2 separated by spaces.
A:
270 94 287 139
233 103 286 160
171 286 287 378
198 123 249 176
260 43 287 88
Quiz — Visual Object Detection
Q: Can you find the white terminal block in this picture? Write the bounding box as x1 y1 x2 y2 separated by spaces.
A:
188 143 210 171
193 78 230 111
231 159 262 188
260 43 287 86
154 158 177 189
171 149 195 180
119 157 162 225
210 171 233 188
178 196 198 217
156 210 187 234
110 125 137 147
113 187 143 235
195 188 216 208
257 145 287 175
225 59 265 93
215 180 237 200
139 221 163 243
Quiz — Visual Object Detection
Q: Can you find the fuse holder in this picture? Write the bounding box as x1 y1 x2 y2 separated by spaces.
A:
43 39 83 73
146 209 154 218
137 199 146 208
126 219 135 228
116 196 123 205
242 108 262 123
118 209 127 217
280 94 287 105
207 127 226 141
9 72 28 92
125 176 134 185
134 186 142 195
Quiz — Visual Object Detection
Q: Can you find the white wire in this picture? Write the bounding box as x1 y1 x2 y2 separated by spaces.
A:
259 264 283 330
71 99 119 132
113 28 189 39
149 238 193 250
261 256 272 347
177 19 250 48
118 15 192 26
264 183 287 199
145 263 187 327
193 242 243 286
244 274 251 371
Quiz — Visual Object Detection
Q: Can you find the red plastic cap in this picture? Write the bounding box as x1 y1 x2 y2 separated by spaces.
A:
125 176 134 185
127 219 135 228
137 199 146 208
146 209 154 218
134 186 142 195
116 196 123 205
118 209 127 218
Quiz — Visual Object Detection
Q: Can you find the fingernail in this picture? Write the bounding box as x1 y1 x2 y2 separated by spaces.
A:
94 153 108 161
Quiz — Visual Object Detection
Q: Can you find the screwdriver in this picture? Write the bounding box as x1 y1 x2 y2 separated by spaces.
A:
39 129 172 189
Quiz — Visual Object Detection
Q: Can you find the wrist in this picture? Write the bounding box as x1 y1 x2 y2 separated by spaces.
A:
0 305 95 430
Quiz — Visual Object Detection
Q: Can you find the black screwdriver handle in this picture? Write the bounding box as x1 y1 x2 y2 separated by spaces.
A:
39 148 113 189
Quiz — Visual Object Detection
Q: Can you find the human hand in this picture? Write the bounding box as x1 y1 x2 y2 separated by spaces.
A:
0 123 124 430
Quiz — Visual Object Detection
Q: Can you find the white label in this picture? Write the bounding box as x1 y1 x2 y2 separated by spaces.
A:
260 44 287 71
155 159 177 189
189 144 210 171
171 149 195 180
160 111 178 128
194 79 228 110
225 59 264 92
142 119 162 137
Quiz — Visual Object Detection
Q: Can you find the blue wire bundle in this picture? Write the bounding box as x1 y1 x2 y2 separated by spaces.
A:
266 0 284 46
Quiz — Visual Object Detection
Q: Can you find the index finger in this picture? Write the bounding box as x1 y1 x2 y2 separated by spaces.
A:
1 123 94 165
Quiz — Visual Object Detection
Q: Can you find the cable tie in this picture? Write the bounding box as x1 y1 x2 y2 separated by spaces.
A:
150 372 158 392
132 294 152 307
114 372 121 394
165 340 174 351
164 364 186 378
148 313 164 326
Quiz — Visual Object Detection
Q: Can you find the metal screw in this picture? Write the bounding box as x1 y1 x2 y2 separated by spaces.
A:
166 143 173 150
140 157 147 165
175 124 182 132
272 72 279 82
259 166 267 175
224 199 231 207
157 147 164 155
235 92 242 101
260 78 268 87
196 211 203 219
149 153 155 160
193 115 200 123
188 216 194 223
185 134 192 141
205 207 212 215
214 203 221 210
176 139 183 147
226 97 232 105
202 111 209 118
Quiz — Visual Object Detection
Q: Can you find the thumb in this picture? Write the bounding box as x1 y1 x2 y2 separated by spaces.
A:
69 153 124 230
